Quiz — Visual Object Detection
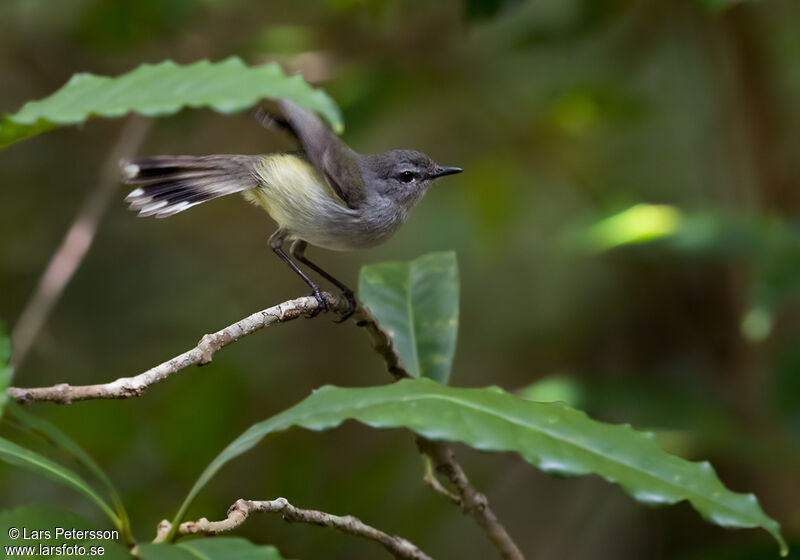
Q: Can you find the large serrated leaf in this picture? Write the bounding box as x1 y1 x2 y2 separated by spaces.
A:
359 252 459 383
0 505 130 559
139 537 284 560
173 379 786 554
0 57 342 149
0 437 119 527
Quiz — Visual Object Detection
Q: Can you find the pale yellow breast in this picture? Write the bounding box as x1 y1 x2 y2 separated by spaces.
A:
242 153 345 229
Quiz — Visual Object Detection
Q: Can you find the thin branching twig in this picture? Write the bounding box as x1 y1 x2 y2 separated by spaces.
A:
417 438 524 560
7 293 347 404
154 498 432 560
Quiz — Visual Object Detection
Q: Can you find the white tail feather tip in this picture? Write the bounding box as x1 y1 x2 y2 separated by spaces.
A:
123 163 140 178
126 187 145 200
138 200 169 216
168 201 192 214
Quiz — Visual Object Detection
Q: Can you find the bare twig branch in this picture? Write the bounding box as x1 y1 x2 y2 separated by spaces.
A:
11 117 151 370
357 311 524 558
416 438 524 560
6 292 408 404
7 293 348 404
155 498 433 560
353 306 524 559
353 305 411 380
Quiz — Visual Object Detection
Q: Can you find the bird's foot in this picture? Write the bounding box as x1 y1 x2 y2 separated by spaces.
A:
307 289 328 318
334 289 358 323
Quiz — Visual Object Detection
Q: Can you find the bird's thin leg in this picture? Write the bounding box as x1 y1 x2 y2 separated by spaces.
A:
269 230 327 317
290 240 357 322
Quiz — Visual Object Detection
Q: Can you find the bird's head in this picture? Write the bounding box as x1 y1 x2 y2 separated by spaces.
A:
361 149 462 207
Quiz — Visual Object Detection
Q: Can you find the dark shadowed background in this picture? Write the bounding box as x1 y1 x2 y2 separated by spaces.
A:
1 0 799 558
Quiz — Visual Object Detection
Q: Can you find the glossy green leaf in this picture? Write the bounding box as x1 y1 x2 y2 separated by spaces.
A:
0 57 343 150
0 505 130 559
5 402 132 544
0 325 11 417
174 379 786 554
139 537 284 560
359 251 459 383
0 437 119 527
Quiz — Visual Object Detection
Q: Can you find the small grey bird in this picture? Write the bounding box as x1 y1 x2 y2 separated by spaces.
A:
121 99 462 319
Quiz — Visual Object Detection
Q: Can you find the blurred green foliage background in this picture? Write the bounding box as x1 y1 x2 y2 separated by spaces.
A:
1 0 799 558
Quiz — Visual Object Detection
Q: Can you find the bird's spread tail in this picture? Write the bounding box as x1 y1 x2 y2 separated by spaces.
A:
121 155 257 218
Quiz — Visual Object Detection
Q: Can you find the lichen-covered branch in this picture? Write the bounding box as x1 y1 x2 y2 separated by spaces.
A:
6 292 410 404
155 498 432 560
7 293 348 404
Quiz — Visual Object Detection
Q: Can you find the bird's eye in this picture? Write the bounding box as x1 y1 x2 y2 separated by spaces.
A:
398 171 416 183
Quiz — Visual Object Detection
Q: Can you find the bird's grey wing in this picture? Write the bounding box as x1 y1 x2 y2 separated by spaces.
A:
277 98 366 209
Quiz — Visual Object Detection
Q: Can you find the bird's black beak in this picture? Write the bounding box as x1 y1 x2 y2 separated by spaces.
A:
432 166 463 179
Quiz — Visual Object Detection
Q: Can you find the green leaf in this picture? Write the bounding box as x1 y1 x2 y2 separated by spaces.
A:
0 57 343 150
0 115 57 150
139 537 284 560
0 324 11 417
175 379 787 554
5 402 132 544
0 504 130 559
359 251 459 383
0 437 120 527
